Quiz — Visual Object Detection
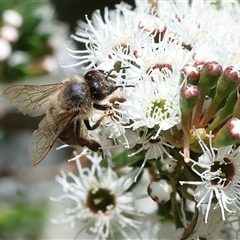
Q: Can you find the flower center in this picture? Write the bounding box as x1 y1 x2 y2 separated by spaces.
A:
210 158 235 187
148 99 169 119
86 188 116 214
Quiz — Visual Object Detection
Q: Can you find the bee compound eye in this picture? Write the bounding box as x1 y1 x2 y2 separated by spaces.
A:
84 70 99 82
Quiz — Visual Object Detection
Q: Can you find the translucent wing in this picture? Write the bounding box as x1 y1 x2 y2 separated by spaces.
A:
2 83 62 117
30 113 74 165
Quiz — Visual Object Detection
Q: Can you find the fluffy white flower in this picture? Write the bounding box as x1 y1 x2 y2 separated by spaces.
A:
189 207 240 240
120 70 182 138
63 4 152 70
123 127 174 181
180 134 240 223
51 153 145 239
170 1 240 68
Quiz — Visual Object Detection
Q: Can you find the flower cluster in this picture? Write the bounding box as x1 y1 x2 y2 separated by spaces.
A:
51 0 240 239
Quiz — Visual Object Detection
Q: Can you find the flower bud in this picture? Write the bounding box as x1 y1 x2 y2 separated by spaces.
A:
181 65 200 85
232 94 240 119
180 84 199 117
158 156 177 174
198 61 222 95
2 10 23 28
147 178 173 203
215 66 240 99
213 117 240 147
208 89 238 131
199 67 240 128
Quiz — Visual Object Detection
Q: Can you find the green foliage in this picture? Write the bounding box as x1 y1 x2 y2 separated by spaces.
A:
0 1 58 82
0 201 47 240
107 149 143 170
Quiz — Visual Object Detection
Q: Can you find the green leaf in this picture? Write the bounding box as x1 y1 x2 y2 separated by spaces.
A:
102 149 142 170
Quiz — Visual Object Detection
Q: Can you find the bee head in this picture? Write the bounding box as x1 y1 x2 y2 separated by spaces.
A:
84 69 118 101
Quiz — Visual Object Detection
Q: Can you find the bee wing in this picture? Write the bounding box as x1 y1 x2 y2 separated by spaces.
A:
2 83 62 117
30 113 74 165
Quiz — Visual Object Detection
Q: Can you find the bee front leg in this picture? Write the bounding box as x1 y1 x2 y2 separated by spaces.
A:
84 111 113 130
77 137 104 158
84 118 103 130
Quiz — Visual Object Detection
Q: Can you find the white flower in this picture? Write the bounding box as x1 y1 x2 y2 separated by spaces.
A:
86 114 128 161
122 127 174 182
51 153 145 240
0 37 11 61
120 69 182 138
180 134 240 223
169 0 240 68
2 9 23 28
63 4 151 70
189 207 240 240
0 25 19 43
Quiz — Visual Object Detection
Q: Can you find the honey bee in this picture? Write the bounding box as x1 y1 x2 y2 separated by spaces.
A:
2 69 125 165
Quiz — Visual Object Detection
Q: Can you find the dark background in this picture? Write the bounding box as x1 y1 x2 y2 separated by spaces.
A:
51 0 136 33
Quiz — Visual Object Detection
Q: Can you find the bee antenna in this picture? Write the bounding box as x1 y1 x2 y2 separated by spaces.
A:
105 66 130 79
115 84 135 90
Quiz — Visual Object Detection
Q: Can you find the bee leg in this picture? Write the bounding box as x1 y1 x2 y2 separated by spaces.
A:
93 103 111 111
84 111 114 131
77 137 105 158
84 116 104 130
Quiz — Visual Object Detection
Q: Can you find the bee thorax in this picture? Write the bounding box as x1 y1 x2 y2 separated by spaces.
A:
59 81 92 111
